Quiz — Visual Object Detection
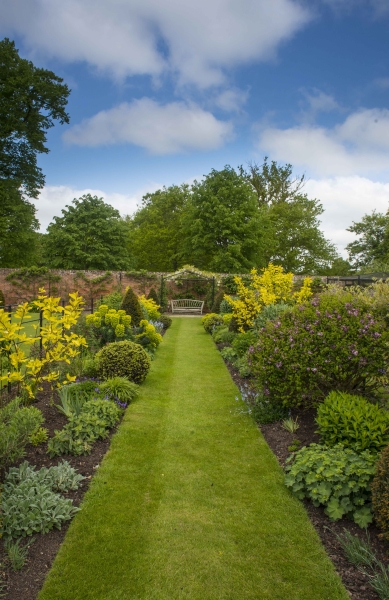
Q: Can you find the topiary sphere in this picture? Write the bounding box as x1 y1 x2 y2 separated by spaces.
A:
96 340 151 384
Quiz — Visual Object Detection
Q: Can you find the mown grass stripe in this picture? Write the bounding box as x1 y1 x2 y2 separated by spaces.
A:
38 317 348 600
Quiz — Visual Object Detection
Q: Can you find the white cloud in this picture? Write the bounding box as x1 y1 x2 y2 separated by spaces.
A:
214 88 249 113
258 108 389 177
63 98 233 153
34 183 161 231
0 0 311 87
305 176 389 255
304 90 340 116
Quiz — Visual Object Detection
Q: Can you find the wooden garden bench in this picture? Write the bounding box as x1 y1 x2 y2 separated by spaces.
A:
171 299 204 314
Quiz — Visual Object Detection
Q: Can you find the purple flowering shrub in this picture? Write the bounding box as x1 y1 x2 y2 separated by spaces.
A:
250 294 389 407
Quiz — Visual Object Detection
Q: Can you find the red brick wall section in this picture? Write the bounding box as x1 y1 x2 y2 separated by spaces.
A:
0 269 165 306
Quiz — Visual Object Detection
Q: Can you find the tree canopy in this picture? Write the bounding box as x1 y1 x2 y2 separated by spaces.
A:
45 195 130 270
0 38 70 198
346 210 389 269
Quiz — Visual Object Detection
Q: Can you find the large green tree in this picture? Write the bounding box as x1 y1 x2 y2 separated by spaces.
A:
127 185 190 271
45 195 130 270
241 159 338 274
0 38 70 197
0 181 40 266
346 210 389 268
184 166 263 272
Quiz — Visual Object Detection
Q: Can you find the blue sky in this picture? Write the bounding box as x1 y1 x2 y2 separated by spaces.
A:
1 0 389 256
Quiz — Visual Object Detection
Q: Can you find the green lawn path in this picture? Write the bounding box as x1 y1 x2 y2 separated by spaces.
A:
38 318 348 600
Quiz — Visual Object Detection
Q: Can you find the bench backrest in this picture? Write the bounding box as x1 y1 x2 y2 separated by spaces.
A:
171 299 203 307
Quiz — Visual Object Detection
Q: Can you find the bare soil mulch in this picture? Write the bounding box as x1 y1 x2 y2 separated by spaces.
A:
0 386 120 600
225 360 389 600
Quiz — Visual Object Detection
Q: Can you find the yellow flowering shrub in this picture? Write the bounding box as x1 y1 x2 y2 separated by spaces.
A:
136 320 163 349
86 305 132 344
225 264 296 332
138 295 161 321
293 277 313 304
0 289 86 398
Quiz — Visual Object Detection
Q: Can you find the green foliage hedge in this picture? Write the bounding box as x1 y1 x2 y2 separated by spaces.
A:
316 391 389 453
250 294 389 407
202 313 224 333
285 443 376 528
96 340 151 383
121 286 143 327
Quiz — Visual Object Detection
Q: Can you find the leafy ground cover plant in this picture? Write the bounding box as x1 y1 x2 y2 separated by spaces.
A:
1 461 83 538
48 399 121 457
316 391 389 453
250 293 389 407
96 340 151 383
29 426 49 446
372 443 389 543
0 398 44 470
285 443 376 527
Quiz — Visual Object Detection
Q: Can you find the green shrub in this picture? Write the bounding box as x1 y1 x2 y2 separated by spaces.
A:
96 340 151 383
235 355 252 378
202 313 224 333
48 399 121 457
147 288 160 305
212 326 235 344
219 297 233 314
372 444 389 542
232 330 257 357
228 315 239 333
316 392 389 453
120 286 144 327
0 398 44 469
251 394 288 424
285 444 376 528
98 291 123 311
29 427 48 446
158 314 172 329
0 289 4 307
81 356 99 378
250 295 389 407
1 461 82 538
254 302 291 330
99 377 139 405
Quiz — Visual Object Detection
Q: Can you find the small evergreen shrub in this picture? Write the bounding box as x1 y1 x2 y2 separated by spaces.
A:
96 340 151 383
316 392 389 453
0 289 5 307
285 444 376 527
0 398 44 469
147 288 160 305
372 444 389 542
202 313 223 333
81 356 99 378
120 286 144 327
212 326 235 344
158 315 172 329
219 297 233 314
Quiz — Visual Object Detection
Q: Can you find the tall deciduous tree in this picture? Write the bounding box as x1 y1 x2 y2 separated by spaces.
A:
127 185 190 271
0 181 40 267
346 210 389 268
184 166 263 272
0 38 70 197
45 195 130 270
